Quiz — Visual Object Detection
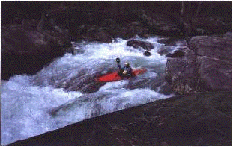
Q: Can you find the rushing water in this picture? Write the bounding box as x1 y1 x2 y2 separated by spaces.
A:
1 37 176 145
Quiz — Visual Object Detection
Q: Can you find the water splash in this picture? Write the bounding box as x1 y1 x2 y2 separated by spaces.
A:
1 37 174 145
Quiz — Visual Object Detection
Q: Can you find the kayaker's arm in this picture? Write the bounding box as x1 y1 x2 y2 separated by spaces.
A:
118 64 121 70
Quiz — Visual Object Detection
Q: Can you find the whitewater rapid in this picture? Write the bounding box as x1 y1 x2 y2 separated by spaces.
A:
1 37 174 145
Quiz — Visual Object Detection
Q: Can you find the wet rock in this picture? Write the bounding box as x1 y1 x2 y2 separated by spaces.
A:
157 46 173 56
124 73 173 95
157 39 188 56
61 74 106 93
166 50 185 57
127 40 154 50
59 66 119 93
157 37 180 46
165 34 232 94
143 51 151 56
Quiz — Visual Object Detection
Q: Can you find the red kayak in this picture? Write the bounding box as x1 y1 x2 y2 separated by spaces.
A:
96 68 147 82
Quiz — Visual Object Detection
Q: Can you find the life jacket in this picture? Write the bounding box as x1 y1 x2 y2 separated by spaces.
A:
123 66 132 75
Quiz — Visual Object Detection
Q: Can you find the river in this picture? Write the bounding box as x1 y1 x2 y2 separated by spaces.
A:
1 36 176 145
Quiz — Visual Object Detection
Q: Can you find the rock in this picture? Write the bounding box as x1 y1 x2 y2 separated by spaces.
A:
57 74 105 93
158 82 173 95
190 36 232 61
165 34 232 94
224 32 232 38
158 38 188 47
166 50 185 58
157 39 188 56
165 49 200 94
1 23 71 80
127 40 154 50
198 56 232 91
157 46 173 56
65 76 106 93
139 12 181 37
157 37 180 46
143 51 151 56
193 16 231 35
66 44 85 55
1 7 72 80
56 66 119 93
82 28 112 43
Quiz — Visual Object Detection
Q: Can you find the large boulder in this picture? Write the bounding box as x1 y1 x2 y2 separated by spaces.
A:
165 34 232 94
198 57 232 91
165 49 201 94
127 40 154 50
190 35 232 61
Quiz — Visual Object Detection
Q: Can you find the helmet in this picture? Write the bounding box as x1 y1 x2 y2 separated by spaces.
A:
115 57 120 63
124 62 130 67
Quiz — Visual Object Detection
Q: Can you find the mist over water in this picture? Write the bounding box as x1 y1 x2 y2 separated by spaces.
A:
1 37 174 145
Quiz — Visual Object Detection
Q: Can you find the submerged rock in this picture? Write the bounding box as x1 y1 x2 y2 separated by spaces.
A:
56 66 119 93
127 40 154 51
63 75 106 93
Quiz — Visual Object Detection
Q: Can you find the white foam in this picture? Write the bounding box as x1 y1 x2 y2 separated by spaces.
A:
99 80 129 92
1 78 82 145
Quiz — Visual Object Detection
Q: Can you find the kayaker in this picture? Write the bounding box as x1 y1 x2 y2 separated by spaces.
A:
116 58 133 78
